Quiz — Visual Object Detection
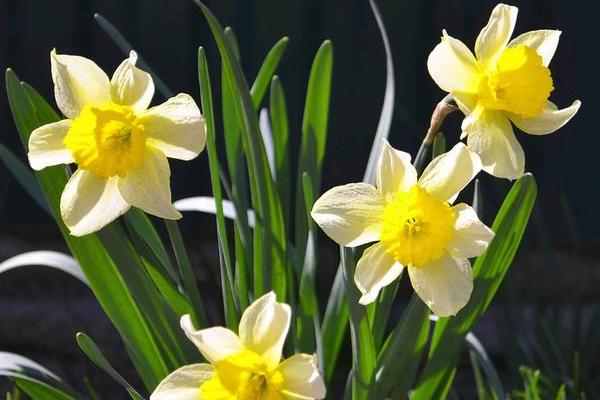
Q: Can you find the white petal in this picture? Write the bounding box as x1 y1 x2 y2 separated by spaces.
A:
447 204 495 259
150 364 214 400
311 183 384 247
111 50 155 113
475 4 518 66
28 119 73 170
60 170 129 236
118 149 181 219
239 292 291 368
508 30 561 67
355 242 404 305
509 100 581 135
376 139 417 197
51 49 110 119
140 93 206 160
278 354 326 399
408 256 473 317
418 143 481 203
427 30 480 94
180 314 242 363
463 109 525 180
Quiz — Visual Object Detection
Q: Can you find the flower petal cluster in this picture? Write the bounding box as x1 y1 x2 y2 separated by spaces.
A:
151 292 326 400
28 50 206 236
311 141 494 316
427 3 580 179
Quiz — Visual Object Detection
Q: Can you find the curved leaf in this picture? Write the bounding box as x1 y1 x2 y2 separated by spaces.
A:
0 251 88 284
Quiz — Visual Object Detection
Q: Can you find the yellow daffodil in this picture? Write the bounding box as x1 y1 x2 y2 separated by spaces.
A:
427 3 581 179
27 50 206 236
311 141 494 316
150 292 326 400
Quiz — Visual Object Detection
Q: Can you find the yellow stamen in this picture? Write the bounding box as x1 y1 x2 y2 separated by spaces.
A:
63 102 146 179
478 45 554 117
380 186 456 267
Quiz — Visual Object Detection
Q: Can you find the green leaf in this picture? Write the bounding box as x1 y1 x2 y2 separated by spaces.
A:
321 265 349 382
250 37 289 109
413 174 537 399
198 47 240 328
5 68 168 388
76 333 146 400
14 380 76 400
194 0 287 300
294 40 333 274
269 76 291 226
341 247 376 400
0 143 50 214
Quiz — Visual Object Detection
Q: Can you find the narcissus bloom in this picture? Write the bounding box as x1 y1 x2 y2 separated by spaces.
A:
28 50 206 236
150 292 326 400
428 3 580 179
311 141 494 316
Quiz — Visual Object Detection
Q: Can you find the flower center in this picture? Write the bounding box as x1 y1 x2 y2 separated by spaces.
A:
63 102 146 179
199 350 284 400
477 45 554 117
380 186 456 267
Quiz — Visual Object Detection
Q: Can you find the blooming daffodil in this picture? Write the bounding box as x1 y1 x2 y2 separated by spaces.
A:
28 50 206 236
427 3 581 179
311 141 494 316
150 292 326 400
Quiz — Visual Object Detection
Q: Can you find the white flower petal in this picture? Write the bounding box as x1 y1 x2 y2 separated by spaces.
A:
408 256 473 317
60 170 129 236
140 93 206 161
355 242 404 305
239 292 291 368
448 204 495 259
311 183 384 247
180 314 242 363
475 4 518 66
28 119 73 170
418 143 481 203
278 354 326 399
150 363 214 400
51 49 110 119
118 149 181 220
508 30 561 67
427 30 480 94
110 50 155 113
376 139 417 197
463 109 525 180
509 100 581 135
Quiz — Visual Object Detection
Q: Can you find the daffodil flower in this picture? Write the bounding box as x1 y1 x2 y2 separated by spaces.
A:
150 292 326 400
311 141 494 316
27 50 206 236
427 3 581 179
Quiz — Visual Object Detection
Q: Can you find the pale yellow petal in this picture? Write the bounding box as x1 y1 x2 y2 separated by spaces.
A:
508 30 561 66
427 30 480 94
118 149 181 219
311 183 384 247
60 170 129 236
463 108 525 180
278 354 326 399
376 139 417 197
239 291 291 368
355 242 403 305
447 204 495 259
509 100 581 135
110 50 155 113
51 49 110 119
150 363 214 400
180 314 242 363
28 119 73 170
475 4 518 66
418 143 481 203
140 93 206 161
408 256 473 317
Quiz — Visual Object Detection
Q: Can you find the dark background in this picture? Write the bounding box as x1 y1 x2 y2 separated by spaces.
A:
0 0 597 398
